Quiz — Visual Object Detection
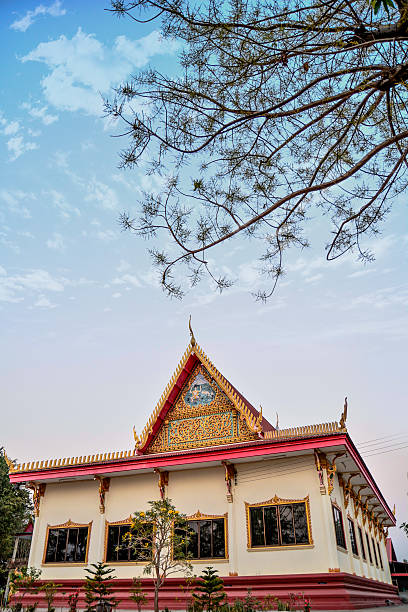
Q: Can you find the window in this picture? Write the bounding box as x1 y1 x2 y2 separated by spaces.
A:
348 518 358 556
358 526 366 561
44 526 89 563
377 542 384 569
248 502 310 548
372 537 379 566
176 518 226 559
106 523 152 562
332 505 346 549
366 533 373 563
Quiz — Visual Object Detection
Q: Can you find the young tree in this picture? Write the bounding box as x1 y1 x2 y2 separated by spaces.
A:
126 499 192 612
84 563 119 612
108 0 408 299
0 449 33 590
192 567 226 612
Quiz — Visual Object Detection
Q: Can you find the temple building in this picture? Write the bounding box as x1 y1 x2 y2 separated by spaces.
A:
7 331 400 609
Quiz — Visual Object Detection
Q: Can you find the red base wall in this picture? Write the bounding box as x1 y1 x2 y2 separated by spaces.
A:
12 573 401 610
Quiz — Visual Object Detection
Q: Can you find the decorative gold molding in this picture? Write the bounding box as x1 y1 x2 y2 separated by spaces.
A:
314 450 326 495
28 482 46 517
42 520 92 565
245 495 313 549
10 449 136 474
329 568 341 573
94 476 110 514
222 462 236 502
154 469 169 499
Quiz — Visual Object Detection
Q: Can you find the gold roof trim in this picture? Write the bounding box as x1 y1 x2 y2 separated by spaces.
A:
8 448 137 474
264 421 343 439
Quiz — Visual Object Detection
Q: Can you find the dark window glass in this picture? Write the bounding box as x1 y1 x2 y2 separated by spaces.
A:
106 525 120 561
358 526 366 560
377 542 384 569
293 504 309 544
366 533 373 563
176 519 226 559
66 528 78 562
212 519 226 558
348 519 358 556
249 503 310 548
250 507 264 547
55 529 67 562
106 524 152 562
77 528 88 562
186 521 199 559
372 537 379 566
45 527 88 563
332 505 346 549
279 505 295 545
264 506 279 546
199 520 212 558
45 530 58 562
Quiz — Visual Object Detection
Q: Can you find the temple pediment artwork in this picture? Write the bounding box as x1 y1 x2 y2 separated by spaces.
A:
146 363 261 453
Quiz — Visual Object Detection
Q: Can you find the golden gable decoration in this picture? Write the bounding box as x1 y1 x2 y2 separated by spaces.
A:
147 363 258 453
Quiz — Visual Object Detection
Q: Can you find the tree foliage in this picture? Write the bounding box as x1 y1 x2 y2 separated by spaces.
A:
192 567 226 612
84 563 119 611
125 499 192 612
0 449 33 589
107 0 408 299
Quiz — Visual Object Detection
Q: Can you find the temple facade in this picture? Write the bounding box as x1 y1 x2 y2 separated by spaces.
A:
8 335 400 609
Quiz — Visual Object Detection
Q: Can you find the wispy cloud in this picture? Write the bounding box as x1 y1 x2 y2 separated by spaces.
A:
112 273 142 288
21 28 179 115
21 102 58 125
43 189 80 219
46 232 65 251
33 295 57 308
10 1 66 32
0 111 39 161
0 268 66 304
85 179 119 211
0 189 35 218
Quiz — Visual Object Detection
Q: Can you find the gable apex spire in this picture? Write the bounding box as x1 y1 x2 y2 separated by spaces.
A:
189 315 196 347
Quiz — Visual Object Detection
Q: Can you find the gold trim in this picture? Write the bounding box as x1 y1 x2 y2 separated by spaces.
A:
184 511 229 561
247 544 314 552
42 520 92 565
245 495 313 549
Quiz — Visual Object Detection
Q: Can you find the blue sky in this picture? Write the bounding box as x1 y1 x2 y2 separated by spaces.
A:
1 1 408 557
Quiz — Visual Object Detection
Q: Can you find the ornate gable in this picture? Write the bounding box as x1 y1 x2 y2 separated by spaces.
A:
147 362 257 453
135 332 275 455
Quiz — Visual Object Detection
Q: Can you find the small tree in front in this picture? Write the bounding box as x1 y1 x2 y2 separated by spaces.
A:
192 567 226 612
126 499 192 612
84 563 119 611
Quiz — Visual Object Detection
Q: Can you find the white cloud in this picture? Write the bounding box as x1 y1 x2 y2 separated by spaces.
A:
0 268 66 303
4 121 20 135
112 273 142 288
33 295 57 308
117 259 131 273
7 135 38 161
21 102 58 125
96 229 117 241
85 179 119 211
112 292 121 299
10 1 66 32
46 232 65 250
44 189 80 218
21 28 179 116
0 189 35 218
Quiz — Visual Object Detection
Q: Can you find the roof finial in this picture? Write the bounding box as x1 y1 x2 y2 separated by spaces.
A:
3 451 14 472
339 396 348 429
275 411 279 430
189 315 196 347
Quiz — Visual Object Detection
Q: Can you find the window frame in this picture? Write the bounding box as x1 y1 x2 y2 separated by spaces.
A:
42 520 92 565
245 495 313 549
358 525 366 561
104 516 153 564
332 503 347 550
176 511 228 561
347 516 358 556
366 532 373 564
